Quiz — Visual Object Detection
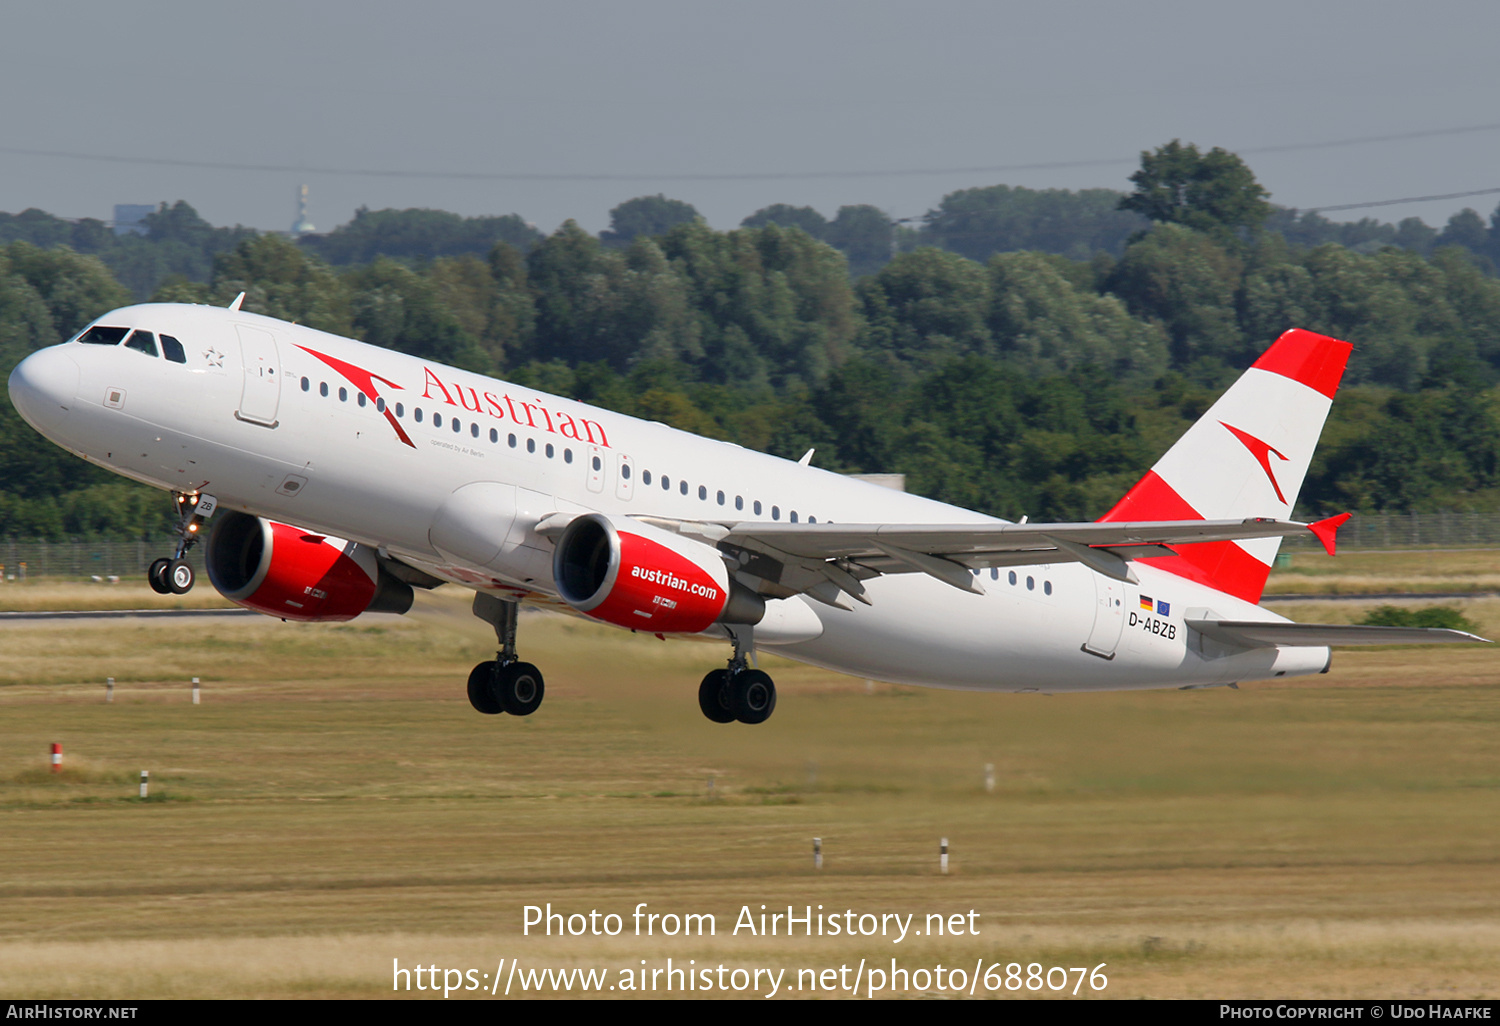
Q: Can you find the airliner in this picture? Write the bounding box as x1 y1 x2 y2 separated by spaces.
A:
6 299 1486 723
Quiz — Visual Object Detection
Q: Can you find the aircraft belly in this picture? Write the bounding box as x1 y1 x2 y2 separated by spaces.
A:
778 562 1324 692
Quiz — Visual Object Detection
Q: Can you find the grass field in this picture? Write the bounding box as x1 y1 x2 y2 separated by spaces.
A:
0 582 1497 999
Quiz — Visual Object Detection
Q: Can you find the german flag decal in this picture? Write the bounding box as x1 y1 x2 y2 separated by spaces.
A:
1139 595 1154 610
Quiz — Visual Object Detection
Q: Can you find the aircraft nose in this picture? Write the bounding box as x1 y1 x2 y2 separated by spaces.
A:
7 346 80 436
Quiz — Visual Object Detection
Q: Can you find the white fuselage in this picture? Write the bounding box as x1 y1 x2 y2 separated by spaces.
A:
8 304 1328 692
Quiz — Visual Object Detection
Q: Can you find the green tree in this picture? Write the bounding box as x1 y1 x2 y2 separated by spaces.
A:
347 259 490 371
2 242 130 340
740 205 829 237
987 251 1167 381
1119 140 1272 242
1105 223 1244 369
856 248 992 368
211 235 352 334
924 184 1145 261
822 205 892 277
302 207 540 266
599 195 701 247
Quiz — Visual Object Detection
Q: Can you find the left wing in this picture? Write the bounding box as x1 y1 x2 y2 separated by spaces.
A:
1188 620 1490 647
621 515 1330 608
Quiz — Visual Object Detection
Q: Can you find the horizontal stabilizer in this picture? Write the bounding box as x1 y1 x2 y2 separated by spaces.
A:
1187 619 1491 648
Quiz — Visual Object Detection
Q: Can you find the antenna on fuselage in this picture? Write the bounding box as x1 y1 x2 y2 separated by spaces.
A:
228 292 245 311
798 448 815 466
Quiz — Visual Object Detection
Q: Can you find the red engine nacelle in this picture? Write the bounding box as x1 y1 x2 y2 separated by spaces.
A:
205 511 413 621
552 513 763 633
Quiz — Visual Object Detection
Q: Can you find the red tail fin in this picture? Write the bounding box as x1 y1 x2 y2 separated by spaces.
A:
1099 329 1352 602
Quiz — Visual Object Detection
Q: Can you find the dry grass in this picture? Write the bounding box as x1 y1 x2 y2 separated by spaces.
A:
1267 548 1500 594
0 585 1498 999
0 578 235 612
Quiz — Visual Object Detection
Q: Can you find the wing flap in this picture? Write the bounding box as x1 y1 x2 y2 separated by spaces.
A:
1187 619 1491 647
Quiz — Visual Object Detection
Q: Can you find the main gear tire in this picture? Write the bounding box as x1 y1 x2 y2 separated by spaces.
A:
467 661 504 715
495 661 545 717
730 669 776 724
698 669 735 723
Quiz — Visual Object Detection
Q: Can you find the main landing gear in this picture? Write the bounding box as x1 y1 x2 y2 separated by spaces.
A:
147 491 213 595
467 592 545 717
698 626 776 725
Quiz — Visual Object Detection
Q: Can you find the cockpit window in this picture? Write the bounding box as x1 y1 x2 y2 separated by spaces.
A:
124 330 159 357
160 334 186 364
79 326 129 345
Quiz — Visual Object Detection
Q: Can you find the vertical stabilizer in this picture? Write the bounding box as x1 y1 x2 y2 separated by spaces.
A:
1099 329 1352 603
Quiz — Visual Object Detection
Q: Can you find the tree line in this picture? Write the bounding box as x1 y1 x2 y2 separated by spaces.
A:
3 141 1500 540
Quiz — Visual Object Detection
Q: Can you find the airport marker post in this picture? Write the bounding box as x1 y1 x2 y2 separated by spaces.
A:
191 678 200 705
814 837 822 870
51 743 61 773
106 677 114 703
139 770 149 799
984 763 995 793
940 837 949 875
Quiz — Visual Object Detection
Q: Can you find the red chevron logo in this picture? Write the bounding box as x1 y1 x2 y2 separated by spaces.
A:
1221 421 1288 505
295 345 415 448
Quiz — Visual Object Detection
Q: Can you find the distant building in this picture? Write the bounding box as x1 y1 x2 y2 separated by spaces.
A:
290 184 315 237
112 204 155 236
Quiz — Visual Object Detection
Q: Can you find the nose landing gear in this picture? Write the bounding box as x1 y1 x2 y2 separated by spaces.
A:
147 492 215 595
467 592 546 717
699 626 777 725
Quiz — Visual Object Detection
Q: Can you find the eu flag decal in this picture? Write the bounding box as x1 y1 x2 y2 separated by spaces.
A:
1139 595 1154 610
1156 599 1170 616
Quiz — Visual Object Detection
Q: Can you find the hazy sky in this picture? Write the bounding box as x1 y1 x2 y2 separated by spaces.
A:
3 1 1499 236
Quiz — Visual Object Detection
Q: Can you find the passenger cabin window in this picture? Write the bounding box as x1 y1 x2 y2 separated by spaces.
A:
79 326 129 345
642 470 651 485
300 377 310 392
160 335 186 364
320 382 329 397
124 331 158 357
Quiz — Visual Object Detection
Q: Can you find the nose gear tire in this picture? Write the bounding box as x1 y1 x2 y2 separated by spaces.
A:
167 559 195 595
147 558 172 595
